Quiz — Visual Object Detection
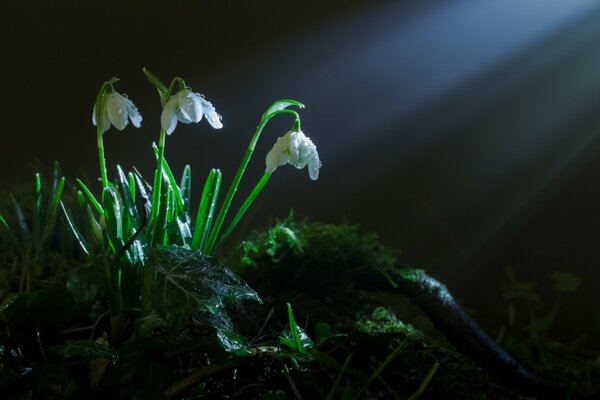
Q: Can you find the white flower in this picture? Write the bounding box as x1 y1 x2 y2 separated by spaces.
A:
160 89 223 135
92 92 142 133
265 130 321 180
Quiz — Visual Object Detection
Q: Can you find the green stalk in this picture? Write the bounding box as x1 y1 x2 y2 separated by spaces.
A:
94 79 117 189
97 126 108 189
151 130 167 231
214 172 271 251
204 109 298 255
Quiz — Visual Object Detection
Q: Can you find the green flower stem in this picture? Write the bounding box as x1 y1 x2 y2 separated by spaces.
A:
214 172 271 251
151 131 167 223
95 79 118 189
204 109 299 255
97 127 108 189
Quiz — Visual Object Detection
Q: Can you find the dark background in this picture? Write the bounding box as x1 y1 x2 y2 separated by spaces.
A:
2 0 600 340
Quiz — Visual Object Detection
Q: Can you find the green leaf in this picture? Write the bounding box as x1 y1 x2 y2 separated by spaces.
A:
40 176 65 252
152 144 186 217
152 190 170 246
47 340 117 364
117 165 140 233
279 303 312 355
76 179 104 216
0 212 24 258
191 169 221 251
151 245 260 329
262 99 305 121
180 165 192 214
143 67 168 103
61 202 91 257
32 173 42 244
10 193 31 243
102 186 124 252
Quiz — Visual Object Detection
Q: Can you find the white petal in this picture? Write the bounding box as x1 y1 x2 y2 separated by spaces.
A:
265 136 288 173
121 95 142 128
307 150 321 180
177 90 202 124
92 104 97 126
199 97 223 129
106 93 129 131
265 147 281 173
92 95 111 133
161 95 179 135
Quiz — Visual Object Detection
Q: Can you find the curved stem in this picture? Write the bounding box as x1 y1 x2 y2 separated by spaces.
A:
94 79 118 189
204 109 299 255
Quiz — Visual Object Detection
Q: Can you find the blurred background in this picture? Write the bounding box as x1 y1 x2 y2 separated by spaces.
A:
2 0 600 340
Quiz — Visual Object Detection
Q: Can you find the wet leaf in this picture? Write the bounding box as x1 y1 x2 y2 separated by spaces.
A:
151 245 260 329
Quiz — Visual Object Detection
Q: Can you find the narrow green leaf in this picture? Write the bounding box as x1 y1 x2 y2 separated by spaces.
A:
86 204 104 249
180 165 192 214
152 190 170 247
77 179 104 216
0 212 24 259
263 99 305 121
191 169 221 251
116 165 140 229
61 202 91 257
127 172 136 202
142 67 168 102
287 303 306 354
32 173 42 245
406 362 439 400
152 144 186 217
40 176 65 252
132 168 152 214
102 187 123 253
10 194 30 243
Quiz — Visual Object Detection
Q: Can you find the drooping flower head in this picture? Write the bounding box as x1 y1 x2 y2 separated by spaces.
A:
92 91 142 133
160 89 223 135
265 130 321 180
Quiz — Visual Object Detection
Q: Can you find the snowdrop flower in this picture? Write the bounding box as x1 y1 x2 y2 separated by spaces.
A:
92 92 142 133
265 130 321 180
160 89 223 135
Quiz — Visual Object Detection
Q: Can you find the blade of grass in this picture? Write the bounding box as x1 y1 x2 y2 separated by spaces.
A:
406 362 439 400
39 176 65 254
180 165 192 214
77 179 104 216
325 353 353 400
0 212 25 259
192 169 221 251
351 339 406 400
10 194 31 243
32 174 42 245
61 202 91 257
152 143 186 217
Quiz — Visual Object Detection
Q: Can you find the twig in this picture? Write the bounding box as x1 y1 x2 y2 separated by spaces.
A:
283 363 303 400
162 357 247 399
